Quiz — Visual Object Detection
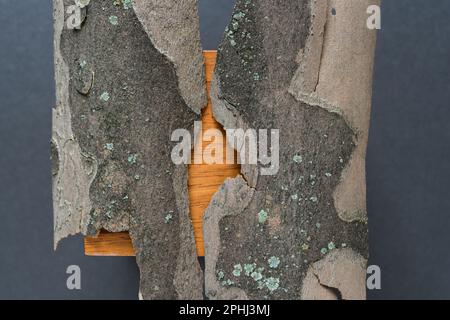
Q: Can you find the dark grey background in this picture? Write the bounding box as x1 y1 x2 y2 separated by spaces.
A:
0 0 449 300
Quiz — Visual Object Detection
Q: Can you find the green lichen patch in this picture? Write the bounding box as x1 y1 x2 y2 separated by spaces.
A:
164 213 173 224
327 241 336 250
265 277 280 292
293 154 303 163
127 153 138 164
99 91 110 102
244 263 256 276
113 0 132 10
268 256 280 269
109 15 119 25
232 264 243 277
217 270 225 280
251 271 263 281
258 209 268 224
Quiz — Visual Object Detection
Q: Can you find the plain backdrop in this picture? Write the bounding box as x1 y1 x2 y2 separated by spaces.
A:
0 0 449 299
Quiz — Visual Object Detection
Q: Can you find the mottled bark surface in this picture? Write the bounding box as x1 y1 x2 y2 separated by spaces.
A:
53 0 377 300
204 0 377 300
52 0 205 299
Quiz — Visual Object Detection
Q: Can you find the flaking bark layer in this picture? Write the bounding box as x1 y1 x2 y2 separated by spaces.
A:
53 0 204 299
205 0 376 300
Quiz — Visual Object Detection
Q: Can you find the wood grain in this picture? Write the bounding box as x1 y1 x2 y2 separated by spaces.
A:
84 50 240 257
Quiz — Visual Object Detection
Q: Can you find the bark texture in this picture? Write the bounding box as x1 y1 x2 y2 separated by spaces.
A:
204 0 377 300
52 0 205 299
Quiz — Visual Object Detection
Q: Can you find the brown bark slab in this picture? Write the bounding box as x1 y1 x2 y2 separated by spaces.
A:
204 0 377 300
53 0 205 299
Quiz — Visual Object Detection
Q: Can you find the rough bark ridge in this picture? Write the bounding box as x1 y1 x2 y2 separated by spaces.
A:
204 0 377 300
52 0 205 299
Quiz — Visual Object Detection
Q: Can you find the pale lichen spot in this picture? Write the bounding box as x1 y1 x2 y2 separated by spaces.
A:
232 264 243 277
258 209 268 224
127 154 138 164
327 241 336 251
109 15 119 25
217 270 225 280
265 277 280 292
164 213 173 224
244 263 256 276
99 91 110 102
293 154 303 163
251 271 263 281
105 143 114 151
268 256 280 269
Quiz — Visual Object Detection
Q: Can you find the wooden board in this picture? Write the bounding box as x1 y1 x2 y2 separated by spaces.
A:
84 50 240 257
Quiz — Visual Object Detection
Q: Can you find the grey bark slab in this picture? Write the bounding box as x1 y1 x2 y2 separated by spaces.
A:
204 0 377 300
52 0 205 299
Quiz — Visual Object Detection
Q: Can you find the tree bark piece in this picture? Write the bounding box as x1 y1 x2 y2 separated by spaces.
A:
52 0 205 299
204 0 377 300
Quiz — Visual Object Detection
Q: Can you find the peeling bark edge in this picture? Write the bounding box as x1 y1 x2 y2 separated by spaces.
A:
203 176 255 300
210 74 259 188
52 0 207 251
289 0 379 222
132 0 207 115
52 0 96 249
301 248 367 300
172 164 204 300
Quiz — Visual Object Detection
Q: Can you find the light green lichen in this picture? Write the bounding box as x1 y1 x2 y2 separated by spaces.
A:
164 213 173 224
320 247 328 255
268 256 280 269
114 0 132 9
221 279 235 287
327 241 336 250
258 210 268 224
232 264 243 277
127 154 138 164
251 271 263 281
233 12 246 20
325 172 332 177
244 263 256 276
105 143 114 151
100 91 110 102
109 15 119 25
265 277 280 292
217 270 225 280
293 154 303 163
291 194 298 201
309 196 318 203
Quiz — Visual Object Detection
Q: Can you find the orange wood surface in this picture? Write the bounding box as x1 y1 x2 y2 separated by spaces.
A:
84 50 240 257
